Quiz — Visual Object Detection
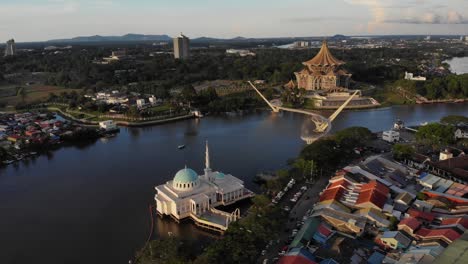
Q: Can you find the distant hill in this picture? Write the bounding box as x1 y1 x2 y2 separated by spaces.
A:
47 34 172 43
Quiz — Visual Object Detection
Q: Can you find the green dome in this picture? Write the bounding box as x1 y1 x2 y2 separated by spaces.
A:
215 172 225 179
174 168 198 183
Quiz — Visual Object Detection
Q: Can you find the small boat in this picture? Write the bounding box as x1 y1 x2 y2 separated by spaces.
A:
178 145 186 149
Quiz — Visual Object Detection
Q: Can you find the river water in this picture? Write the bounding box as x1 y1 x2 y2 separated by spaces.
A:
0 103 466 264
445 56 468 74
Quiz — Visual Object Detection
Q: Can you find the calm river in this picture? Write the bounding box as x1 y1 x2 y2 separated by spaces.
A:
0 103 467 264
445 56 468 74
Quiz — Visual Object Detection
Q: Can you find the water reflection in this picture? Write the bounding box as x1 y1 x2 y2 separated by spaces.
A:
1 103 467 264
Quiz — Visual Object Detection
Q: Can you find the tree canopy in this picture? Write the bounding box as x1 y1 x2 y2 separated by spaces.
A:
415 123 456 147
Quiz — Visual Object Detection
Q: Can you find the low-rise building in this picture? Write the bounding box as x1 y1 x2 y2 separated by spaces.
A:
415 228 461 247
355 180 389 210
405 72 426 81
355 207 390 227
395 192 414 206
99 120 117 131
311 208 366 236
455 128 468 139
379 231 412 249
136 99 145 108
398 217 421 236
382 130 400 143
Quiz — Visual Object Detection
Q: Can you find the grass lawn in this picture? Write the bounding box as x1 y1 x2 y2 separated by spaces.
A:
0 85 82 108
147 103 172 113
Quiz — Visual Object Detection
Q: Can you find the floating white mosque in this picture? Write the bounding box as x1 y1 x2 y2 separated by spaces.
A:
155 141 255 233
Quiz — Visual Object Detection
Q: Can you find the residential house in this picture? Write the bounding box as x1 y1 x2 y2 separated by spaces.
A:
312 223 335 244
395 192 414 206
379 231 412 249
415 228 461 247
355 207 390 227
407 208 435 223
455 128 468 139
398 217 421 236
355 180 389 210
435 218 468 233
311 208 366 236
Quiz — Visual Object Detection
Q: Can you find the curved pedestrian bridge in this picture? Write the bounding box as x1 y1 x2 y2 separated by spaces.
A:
248 81 358 143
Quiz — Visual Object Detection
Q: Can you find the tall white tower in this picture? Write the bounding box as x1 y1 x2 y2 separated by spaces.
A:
4 39 16 57
204 140 213 181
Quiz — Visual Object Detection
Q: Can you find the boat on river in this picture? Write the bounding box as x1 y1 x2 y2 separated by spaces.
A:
178 145 186 149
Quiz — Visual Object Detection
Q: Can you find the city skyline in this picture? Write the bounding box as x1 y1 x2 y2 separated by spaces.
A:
1 0 468 42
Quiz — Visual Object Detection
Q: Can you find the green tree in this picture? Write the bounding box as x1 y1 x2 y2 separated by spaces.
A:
415 123 456 147
334 126 373 148
392 144 415 160
441 115 468 125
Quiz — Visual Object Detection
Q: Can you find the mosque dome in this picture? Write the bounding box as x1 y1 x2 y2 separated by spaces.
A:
215 172 225 179
173 167 200 191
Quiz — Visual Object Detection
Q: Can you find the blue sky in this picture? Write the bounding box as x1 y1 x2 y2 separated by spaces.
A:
1 0 467 42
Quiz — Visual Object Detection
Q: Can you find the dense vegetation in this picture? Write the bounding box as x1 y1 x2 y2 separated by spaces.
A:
392 144 416 160
441 115 468 125
415 123 456 147
393 74 468 99
1 42 461 97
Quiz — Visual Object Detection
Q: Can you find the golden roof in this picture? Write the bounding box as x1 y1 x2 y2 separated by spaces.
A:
284 80 296 89
303 41 344 66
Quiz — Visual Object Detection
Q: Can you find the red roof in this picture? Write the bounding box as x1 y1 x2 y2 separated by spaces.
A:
416 228 461 242
441 218 468 228
407 208 435 222
398 217 421 231
278 256 317 264
317 223 333 238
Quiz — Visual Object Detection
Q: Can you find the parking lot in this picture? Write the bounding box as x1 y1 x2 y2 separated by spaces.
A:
259 176 330 263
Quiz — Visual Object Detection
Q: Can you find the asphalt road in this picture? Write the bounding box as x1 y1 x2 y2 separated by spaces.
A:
259 176 329 264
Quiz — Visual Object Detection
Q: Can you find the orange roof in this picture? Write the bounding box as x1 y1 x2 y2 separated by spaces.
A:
360 180 389 196
355 189 388 209
355 180 389 209
303 41 344 67
328 179 352 189
319 187 345 202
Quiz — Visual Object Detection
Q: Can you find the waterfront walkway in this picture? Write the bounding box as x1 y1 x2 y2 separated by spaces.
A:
3 104 195 127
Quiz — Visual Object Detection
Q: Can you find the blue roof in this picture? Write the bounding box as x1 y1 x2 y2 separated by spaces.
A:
419 172 429 179
286 247 316 261
381 231 398 238
173 168 198 183
321 259 339 264
367 251 385 264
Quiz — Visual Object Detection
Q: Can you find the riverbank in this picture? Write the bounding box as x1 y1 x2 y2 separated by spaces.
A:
2 104 467 264
2 104 196 127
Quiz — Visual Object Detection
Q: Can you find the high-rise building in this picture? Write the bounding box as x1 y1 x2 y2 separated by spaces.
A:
4 39 16 57
173 33 190 59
